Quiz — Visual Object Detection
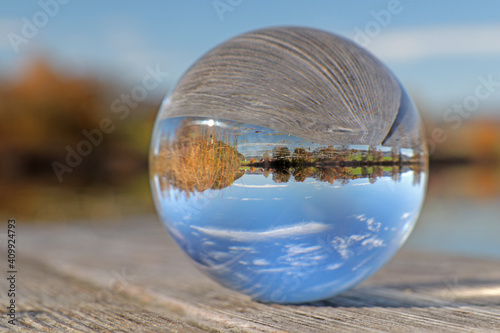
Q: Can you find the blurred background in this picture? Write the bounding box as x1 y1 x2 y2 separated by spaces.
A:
1 1 499 258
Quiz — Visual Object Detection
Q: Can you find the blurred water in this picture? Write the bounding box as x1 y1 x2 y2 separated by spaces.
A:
405 165 500 259
0 175 153 223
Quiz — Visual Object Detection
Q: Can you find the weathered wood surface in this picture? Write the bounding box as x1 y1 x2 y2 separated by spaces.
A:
163 27 423 149
1 215 500 332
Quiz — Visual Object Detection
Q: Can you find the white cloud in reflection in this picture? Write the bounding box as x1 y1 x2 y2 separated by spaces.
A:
255 267 288 273
331 233 385 260
367 218 381 232
208 251 233 261
401 212 412 220
232 184 288 188
313 184 342 189
241 198 264 201
326 263 344 271
228 246 252 251
354 214 381 232
355 214 367 222
279 243 327 268
331 234 370 259
285 244 322 255
330 215 386 259
253 259 270 266
361 237 385 249
310 255 328 261
191 222 330 241
167 225 186 243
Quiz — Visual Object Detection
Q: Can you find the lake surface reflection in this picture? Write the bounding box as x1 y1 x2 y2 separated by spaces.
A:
407 164 500 259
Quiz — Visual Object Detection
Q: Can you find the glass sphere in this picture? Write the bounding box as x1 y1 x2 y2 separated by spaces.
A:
150 27 428 304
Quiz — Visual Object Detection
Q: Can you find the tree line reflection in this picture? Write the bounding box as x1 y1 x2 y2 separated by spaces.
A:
152 119 426 197
248 164 423 186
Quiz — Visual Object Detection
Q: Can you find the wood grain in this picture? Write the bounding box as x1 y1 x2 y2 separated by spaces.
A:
162 27 423 149
1 216 499 332
0 258 205 332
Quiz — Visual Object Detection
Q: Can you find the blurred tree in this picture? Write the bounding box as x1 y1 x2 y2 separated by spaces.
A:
293 147 308 162
272 146 290 160
0 57 159 185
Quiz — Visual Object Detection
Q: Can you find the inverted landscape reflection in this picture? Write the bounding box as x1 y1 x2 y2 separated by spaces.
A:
149 27 430 304
151 116 426 303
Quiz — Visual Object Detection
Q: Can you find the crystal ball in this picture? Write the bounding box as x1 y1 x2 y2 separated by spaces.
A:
149 27 428 304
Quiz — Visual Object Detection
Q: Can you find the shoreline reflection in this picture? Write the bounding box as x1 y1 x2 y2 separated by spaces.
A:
152 117 426 197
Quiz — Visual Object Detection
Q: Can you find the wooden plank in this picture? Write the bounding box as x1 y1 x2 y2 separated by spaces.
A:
0 257 207 332
2 216 500 332
163 27 424 148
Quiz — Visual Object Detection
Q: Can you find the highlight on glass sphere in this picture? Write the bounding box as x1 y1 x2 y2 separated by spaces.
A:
149 26 428 304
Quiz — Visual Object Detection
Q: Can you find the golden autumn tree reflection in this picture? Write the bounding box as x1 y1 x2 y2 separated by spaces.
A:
155 119 244 196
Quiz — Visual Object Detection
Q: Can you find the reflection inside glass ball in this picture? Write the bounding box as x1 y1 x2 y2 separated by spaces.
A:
150 27 428 304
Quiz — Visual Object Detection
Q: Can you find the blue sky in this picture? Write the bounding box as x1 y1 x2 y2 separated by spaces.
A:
1 0 500 117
